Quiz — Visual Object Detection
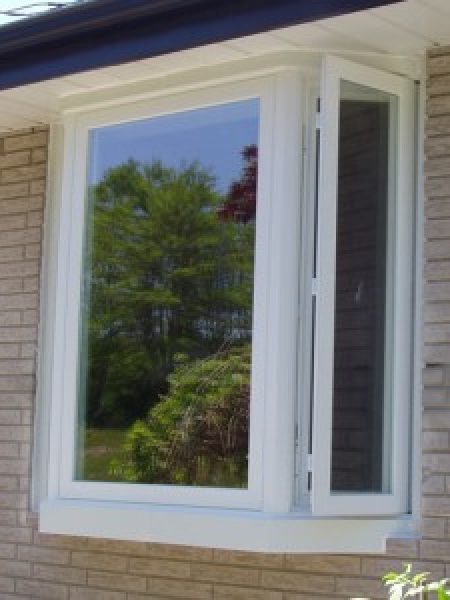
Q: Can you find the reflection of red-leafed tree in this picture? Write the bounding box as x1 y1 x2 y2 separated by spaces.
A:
217 144 257 223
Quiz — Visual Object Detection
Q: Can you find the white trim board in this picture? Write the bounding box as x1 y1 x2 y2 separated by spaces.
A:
40 499 416 553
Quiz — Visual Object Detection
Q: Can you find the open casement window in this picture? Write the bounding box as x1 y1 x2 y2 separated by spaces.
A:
312 56 415 516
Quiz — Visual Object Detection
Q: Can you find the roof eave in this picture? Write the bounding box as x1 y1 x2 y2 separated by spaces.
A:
0 0 403 91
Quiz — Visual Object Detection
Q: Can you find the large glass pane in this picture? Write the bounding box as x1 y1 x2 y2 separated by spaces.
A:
331 81 397 493
76 99 259 488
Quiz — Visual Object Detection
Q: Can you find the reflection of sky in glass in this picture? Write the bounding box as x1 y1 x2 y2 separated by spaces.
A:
88 99 259 195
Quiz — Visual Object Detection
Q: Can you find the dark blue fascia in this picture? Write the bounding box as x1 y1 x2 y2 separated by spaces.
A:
0 0 403 91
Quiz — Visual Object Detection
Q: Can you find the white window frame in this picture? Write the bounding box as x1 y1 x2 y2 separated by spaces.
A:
37 54 419 551
312 56 415 516
46 73 304 512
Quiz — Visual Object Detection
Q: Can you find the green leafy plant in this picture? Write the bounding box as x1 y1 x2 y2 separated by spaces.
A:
110 343 251 486
382 564 450 600
351 564 450 600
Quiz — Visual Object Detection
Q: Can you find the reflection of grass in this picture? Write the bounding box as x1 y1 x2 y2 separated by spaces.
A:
83 428 126 481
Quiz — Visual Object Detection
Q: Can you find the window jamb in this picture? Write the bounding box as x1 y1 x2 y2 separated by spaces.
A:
295 80 319 510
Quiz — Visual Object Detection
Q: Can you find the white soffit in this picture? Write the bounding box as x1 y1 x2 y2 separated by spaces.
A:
0 0 447 131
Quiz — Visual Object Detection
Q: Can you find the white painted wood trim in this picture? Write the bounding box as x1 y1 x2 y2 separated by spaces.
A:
295 80 319 509
312 53 340 516
261 70 303 512
59 52 421 117
40 498 416 553
32 123 63 511
410 72 425 523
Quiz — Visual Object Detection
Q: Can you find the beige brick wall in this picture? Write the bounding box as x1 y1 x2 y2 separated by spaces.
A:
424 47 450 544
0 47 447 599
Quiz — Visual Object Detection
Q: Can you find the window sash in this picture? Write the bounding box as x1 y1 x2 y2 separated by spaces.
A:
311 55 414 516
47 73 304 512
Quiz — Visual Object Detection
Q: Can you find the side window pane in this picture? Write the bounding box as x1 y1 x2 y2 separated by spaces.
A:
76 99 259 488
331 81 397 493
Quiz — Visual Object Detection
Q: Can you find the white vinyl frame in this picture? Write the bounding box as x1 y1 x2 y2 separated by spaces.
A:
46 72 304 511
295 79 319 509
312 55 415 516
37 52 421 550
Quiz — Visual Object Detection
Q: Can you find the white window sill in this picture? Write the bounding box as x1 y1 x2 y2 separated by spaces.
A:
40 499 417 553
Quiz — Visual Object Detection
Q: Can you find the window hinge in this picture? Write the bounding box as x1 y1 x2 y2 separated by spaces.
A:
311 277 318 296
294 424 301 477
307 454 313 473
301 124 307 155
315 113 322 130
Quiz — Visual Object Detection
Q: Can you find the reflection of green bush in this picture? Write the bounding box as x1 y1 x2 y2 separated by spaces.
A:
110 343 250 487
85 160 255 429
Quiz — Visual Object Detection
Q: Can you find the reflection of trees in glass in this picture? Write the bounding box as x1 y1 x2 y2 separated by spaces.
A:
82 145 257 486
217 144 257 224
